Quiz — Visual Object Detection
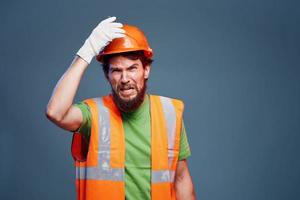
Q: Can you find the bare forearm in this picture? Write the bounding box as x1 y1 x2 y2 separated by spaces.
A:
175 160 196 200
46 55 88 121
175 177 196 200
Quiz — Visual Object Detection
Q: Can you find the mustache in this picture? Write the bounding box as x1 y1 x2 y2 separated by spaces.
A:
118 84 138 91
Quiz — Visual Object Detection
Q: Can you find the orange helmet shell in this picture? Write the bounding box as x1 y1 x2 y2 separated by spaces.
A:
96 24 153 63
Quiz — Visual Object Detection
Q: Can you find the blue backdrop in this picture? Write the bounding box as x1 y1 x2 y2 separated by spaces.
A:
1 0 299 199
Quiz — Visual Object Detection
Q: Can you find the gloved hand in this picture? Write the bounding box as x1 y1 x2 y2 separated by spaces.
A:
77 16 125 64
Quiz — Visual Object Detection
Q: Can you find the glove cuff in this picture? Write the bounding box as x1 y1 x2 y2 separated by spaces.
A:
76 39 95 64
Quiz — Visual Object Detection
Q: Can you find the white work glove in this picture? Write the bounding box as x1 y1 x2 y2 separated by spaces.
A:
76 16 125 64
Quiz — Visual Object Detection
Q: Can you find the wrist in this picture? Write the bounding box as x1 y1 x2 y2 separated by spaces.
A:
76 39 95 64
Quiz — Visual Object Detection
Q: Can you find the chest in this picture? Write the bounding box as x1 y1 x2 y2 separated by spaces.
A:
122 116 151 168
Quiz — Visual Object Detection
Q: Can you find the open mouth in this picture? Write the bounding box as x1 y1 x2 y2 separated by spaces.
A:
119 87 135 96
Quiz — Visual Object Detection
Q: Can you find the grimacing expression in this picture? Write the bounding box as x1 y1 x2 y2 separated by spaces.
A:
107 55 150 109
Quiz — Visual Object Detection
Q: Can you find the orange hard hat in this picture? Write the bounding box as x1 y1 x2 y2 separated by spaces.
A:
96 24 153 63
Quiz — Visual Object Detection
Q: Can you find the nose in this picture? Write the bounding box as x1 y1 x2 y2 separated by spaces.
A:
120 71 130 84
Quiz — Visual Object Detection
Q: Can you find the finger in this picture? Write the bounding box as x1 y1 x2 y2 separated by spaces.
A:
101 16 116 24
112 33 126 38
112 28 126 34
111 22 123 28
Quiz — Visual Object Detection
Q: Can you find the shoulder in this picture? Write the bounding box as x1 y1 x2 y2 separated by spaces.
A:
82 96 102 104
149 94 184 102
81 95 117 113
81 95 111 106
149 94 184 111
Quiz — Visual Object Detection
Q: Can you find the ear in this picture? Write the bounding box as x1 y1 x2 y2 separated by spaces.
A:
104 72 109 80
144 64 151 79
104 64 111 80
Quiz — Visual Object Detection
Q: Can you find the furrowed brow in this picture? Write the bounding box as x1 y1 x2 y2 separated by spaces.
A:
128 64 138 68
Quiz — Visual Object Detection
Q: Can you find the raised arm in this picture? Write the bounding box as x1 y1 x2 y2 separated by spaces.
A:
45 56 88 131
45 16 125 131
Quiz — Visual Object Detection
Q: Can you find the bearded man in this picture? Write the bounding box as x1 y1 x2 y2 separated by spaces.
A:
46 16 196 200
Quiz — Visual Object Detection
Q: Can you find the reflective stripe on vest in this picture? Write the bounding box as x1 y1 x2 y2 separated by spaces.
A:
152 96 177 183
72 94 184 200
76 98 124 181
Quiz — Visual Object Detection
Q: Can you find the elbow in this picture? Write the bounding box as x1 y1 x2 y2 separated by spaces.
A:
45 107 63 123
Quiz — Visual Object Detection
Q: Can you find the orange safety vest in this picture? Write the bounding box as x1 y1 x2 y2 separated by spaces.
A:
71 94 184 200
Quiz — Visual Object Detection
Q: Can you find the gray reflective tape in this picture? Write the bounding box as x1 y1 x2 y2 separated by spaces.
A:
76 166 124 181
157 97 178 183
152 170 176 183
160 96 177 167
160 96 176 150
95 98 111 153
76 97 124 181
168 150 175 168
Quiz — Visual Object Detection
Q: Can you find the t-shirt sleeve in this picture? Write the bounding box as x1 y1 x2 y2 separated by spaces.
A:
72 102 91 141
178 120 191 160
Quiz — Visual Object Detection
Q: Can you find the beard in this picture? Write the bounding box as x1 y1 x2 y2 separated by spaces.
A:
111 81 147 113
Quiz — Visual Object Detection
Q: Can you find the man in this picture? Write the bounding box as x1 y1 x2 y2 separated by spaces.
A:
46 16 196 200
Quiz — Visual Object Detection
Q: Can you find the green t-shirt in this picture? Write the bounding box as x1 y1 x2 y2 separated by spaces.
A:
73 94 191 200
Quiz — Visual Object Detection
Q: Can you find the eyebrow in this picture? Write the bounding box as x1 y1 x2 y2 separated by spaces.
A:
110 63 138 70
128 64 138 68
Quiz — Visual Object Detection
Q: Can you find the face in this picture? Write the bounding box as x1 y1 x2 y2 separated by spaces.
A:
107 55 150 112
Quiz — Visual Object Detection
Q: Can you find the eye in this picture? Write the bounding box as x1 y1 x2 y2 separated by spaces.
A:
111 68 121 73
128 66 137 71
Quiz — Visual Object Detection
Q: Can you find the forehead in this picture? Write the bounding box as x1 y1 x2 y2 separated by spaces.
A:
109 55 142 69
